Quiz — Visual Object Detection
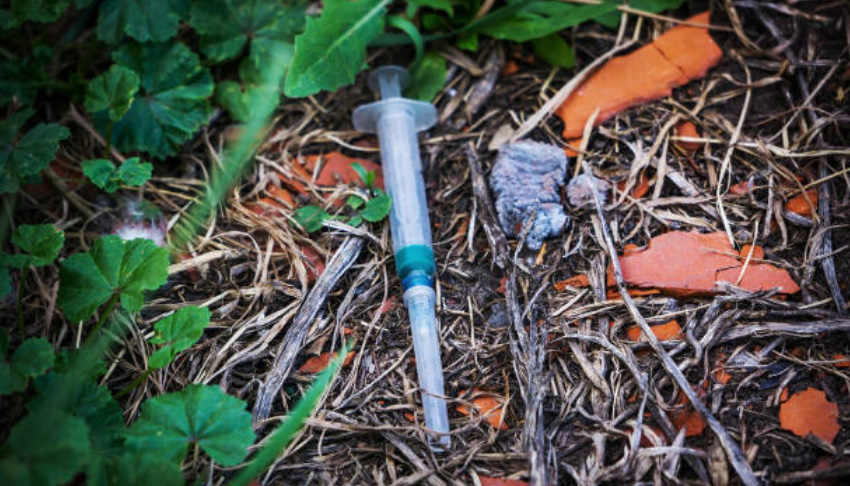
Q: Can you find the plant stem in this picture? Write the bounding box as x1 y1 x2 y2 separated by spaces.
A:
83 293 119 347
16 266 29 339
105 120 113 159
115 368 153 398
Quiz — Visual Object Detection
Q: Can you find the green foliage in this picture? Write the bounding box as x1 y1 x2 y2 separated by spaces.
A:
97 0 189 44
126 384 254 466
405 51 447 101
0 46 53 107
532 33 575 68
85 65 140 122
0 109 69 194
230 341 351 486
0 0 69 29
91 453 183 486
101 42 214 159
595 0 687 28
350 162 375 189
148 305 210 369
294 205 331 233
82 157 152 193
2 409 90 486
285 0 390 98
189 0 304 64
0 337 55 396
360 194 392 222
57 236 170 322
1 224 64 269
480 1 619 42
0 266 10 297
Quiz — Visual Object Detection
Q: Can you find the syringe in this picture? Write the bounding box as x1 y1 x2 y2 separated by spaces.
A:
353 66 450 449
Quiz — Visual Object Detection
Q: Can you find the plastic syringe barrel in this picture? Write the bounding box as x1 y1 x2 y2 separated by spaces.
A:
352 66 449 448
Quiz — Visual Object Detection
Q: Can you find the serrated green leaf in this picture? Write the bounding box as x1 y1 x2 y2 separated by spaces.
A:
82 159 120 193
189 0 304 63
294 205 330 233
360 194 391 222
97 0 188 44
6 409 91 486
1 337 55 396
285 0 390 98
0 110 69 194
405 51 447 102
480 1 618 42
117 157 152 186
98 42 214 159
4 224 65 268
85 65 140 122
148 305 210 369
58 236 169 322
532 33 575 68
125 384 254 466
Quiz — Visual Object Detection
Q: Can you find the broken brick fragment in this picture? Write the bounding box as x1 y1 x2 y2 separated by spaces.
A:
556 12 722 139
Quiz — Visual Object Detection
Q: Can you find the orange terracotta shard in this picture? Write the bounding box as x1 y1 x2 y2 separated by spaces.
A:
554 274 590 291
610 231 799 298
479 477 528 486
298 351 355 374
556 12 722 139
785 189 818 217
302 151 384 189
625 320 683 342
457 389 508 430
675 121 703 153
670 389 707 437
616 172 651 199
779 388 841 443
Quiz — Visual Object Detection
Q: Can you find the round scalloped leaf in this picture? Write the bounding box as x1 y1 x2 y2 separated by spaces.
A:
148 305 211 370
6 409 91 486
96 0 189 44
1 109 69 194
5 224 65 268
125 384 254 466
58 236 169 322
85 65 140 122
100 42 213 159
189 0 304 63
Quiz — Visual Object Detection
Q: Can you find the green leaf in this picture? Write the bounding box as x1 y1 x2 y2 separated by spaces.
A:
284 0 390 98
98 42 213 159
189 0 305 63
82 159 120 193
360 194 391 222
387 15 423 65
3 224 64 268
0 110 69 194
595 0 686 28
96 0 189 44
85 65 140 122
405 51 447 102
349 162 369 186
406 0 454 16
532 33 575 68
456 32 478 52
480 1 618 42
0 266 9 298
30 371 124 454
0 47 53 107
0 0 70 29
6 409 90 486
346 195 365 210
348 215 363 227
117 157 152 186
125 384 254 466
1 337 55 395
148 306 210 370
294 205 330 233
229 341 351 486
216 80 280 123
58 236 170 322
90 453 183 486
